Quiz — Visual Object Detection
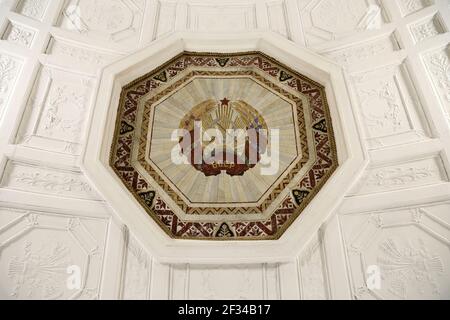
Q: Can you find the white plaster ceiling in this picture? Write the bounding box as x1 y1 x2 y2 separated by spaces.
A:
0 0 449 300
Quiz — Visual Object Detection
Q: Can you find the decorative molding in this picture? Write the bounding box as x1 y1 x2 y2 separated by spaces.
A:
46 37 121 68
0 207 108 300
3 22 36 48
352 61 429 149
154 0 177 39
0 161 100 200
16 65 95 155
349 156 448 195
59 0 144 48
298 238 328 300
377 237 445 299
322 33 401 67
423 45 450 122
411 14 445 43
341 203 450 300
122 236 152 300
15 0 50 20
187 3 257 32
0 53 20 122
299 0 386 46
267 0 290 38
397 0 433 17
187 265 265 300
0 0 448 300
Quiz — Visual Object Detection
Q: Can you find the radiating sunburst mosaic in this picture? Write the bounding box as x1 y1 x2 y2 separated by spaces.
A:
110 52 338 240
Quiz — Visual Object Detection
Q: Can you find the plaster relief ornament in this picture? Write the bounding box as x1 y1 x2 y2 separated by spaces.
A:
109 52 338 240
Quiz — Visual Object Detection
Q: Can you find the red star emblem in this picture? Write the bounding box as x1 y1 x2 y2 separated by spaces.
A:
220 98 230 106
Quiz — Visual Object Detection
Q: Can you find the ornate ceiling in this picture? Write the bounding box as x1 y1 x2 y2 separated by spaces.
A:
0 0 449 300
110 52 338 240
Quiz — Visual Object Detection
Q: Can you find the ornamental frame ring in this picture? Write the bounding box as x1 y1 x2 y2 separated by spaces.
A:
82 32 367 264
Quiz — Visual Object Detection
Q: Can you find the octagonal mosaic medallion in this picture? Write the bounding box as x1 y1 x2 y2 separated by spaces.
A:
110 52 338 240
